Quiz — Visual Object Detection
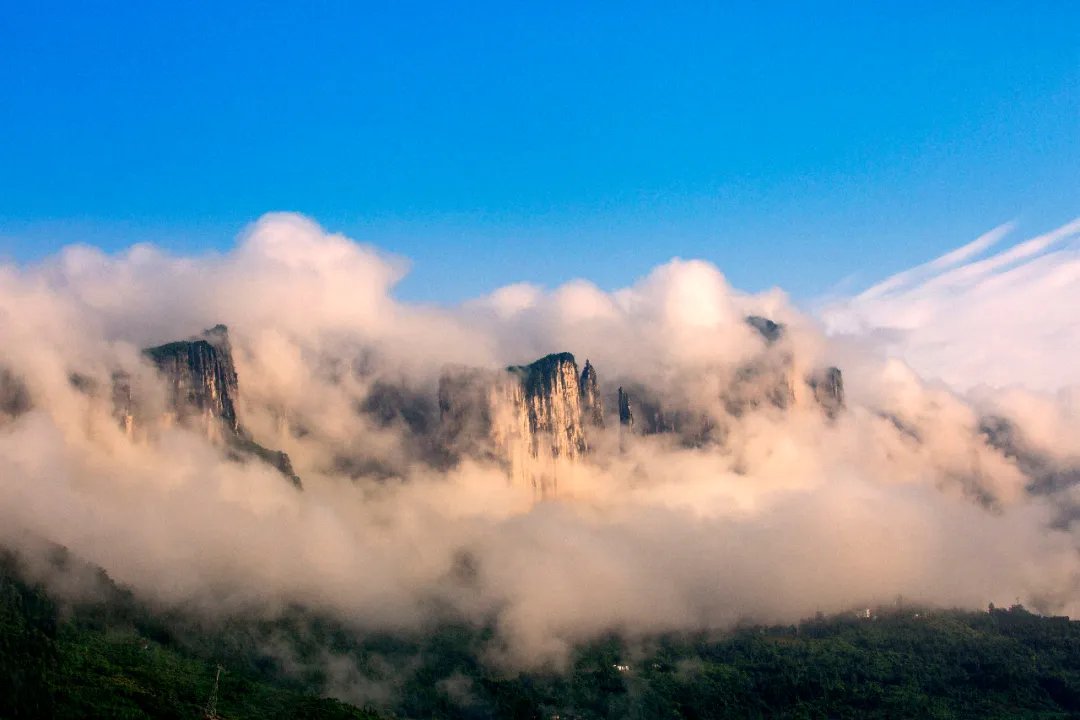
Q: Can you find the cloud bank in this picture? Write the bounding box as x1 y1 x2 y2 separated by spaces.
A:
0 213 1078 669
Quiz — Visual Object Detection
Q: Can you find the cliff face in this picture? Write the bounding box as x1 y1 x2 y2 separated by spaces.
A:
437 352 599 495
110 371 136 437
808 367 845 418
745 315 784 344
617 386 633 431
142 325 301 488
144 324 240 440
437 317 847 488
609 316 845 447
613 383 717 447
742 315 846 417
505 352 588 459
579 360 604 429
729 315 796 413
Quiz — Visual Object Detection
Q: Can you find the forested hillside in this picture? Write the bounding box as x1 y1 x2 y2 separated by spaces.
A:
3 550 1080 719
0 552 382 720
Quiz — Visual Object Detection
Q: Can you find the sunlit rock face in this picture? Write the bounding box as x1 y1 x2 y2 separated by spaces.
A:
142 325 301 489
437 317 849 492
505 352 588 460
438 352 593 496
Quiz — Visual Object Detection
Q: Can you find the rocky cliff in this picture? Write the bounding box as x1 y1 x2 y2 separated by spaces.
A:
144 324 241 439
808 366 845 418
613 382 717 446
742 315 845 417
437 351 603 490
579 360 604 429
142 325 301 488
617 386 633 431
609 316 846 447
745 315 784 344
729 314 796 412
432 317 848 483
505 352 588 460
435 353 593 496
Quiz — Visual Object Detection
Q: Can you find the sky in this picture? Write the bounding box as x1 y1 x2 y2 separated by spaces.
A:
1 4 1080 680
1 2 1077 303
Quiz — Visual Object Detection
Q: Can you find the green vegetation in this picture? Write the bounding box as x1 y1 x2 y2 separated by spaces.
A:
0 553 382 720
3 551 1079 719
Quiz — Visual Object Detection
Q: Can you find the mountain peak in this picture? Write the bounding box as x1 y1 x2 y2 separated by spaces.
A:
579 359 604 429
142 325 301 488
745 315 784 344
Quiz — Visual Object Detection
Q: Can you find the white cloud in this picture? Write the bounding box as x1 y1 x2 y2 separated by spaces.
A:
821 217 1080 392
0 212 1078 671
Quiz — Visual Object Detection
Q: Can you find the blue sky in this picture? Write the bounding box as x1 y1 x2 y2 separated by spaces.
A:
1 2 1077 303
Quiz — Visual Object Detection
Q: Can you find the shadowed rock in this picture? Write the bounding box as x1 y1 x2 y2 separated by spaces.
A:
144 324 240 436
579 360 604 429
437 366 500 462
981 416 1080 499
143 325 301 489
617 386 633 431
616 382 717 447
0 368 31 421
808 366 845 418
746 315 784 344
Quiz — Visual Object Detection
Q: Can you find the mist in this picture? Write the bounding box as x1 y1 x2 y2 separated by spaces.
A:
1 212 1078 669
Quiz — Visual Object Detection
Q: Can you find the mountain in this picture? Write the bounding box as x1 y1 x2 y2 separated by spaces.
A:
610 316 845 446
808 366 845 418
579 359 604 429
141 325 302 488
437 352 595 495
505 352 589 460
431 315 848 490
142 324 242 440
8 316 846 494
1 325 299 488
980 415 1080 528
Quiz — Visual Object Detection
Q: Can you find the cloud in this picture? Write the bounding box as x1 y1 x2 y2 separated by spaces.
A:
856 222 1014 301
0 212 1078 673
821 218 1080 392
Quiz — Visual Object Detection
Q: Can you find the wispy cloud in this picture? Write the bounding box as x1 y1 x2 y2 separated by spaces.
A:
857 222 1014 301
822 217 1080 391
